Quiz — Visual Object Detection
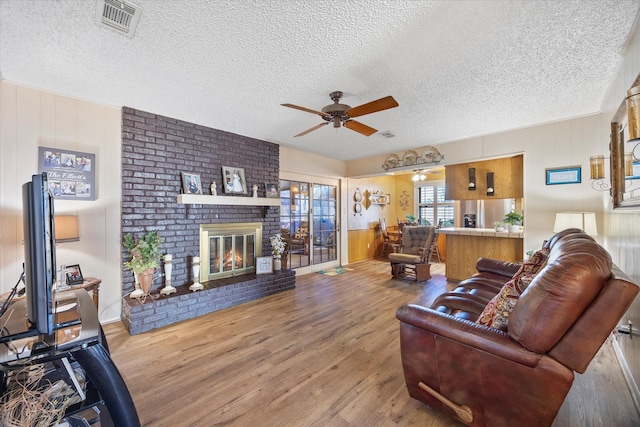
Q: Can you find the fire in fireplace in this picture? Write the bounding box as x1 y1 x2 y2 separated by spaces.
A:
200 223 263 281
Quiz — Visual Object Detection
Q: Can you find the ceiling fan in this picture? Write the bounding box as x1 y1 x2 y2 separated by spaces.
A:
281 91 399 137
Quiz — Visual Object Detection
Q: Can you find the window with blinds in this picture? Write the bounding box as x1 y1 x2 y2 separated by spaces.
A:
417 183 455 227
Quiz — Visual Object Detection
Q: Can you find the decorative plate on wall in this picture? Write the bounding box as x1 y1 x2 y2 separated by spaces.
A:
384 154 400 170
354 188 363 202
403 150 418 166
422 146 443 163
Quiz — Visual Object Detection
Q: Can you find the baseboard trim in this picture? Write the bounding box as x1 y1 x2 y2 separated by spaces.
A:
612 335 640 414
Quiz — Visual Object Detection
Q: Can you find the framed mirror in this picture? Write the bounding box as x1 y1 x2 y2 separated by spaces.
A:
611 73 640 209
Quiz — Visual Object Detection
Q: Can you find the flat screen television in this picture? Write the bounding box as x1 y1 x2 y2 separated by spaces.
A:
22 172 56 335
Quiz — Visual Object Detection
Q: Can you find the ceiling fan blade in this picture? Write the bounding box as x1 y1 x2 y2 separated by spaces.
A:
347 96 399 118
344 120 377 136
281 103 331 118
294 122 329 137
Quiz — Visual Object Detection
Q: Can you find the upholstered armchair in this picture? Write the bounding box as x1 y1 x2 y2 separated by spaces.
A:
389 226 436 281
396 229 639 427
289 227 308 254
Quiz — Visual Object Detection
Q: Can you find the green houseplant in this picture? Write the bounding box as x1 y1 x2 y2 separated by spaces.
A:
123 230 162 293
503 211 524 232
405 213 417 224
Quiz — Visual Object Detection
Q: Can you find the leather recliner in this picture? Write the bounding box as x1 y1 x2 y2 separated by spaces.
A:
396 228 639 427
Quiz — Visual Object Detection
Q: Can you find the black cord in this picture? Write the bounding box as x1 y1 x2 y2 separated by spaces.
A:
0 270 25 319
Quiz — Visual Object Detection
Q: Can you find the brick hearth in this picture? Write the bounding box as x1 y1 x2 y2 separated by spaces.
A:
122 270 295 335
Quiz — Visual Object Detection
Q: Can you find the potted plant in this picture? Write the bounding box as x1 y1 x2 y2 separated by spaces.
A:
270 234 286 271
493 221 506 232
503 211 524 233
405 213 417 224
123 230 162 294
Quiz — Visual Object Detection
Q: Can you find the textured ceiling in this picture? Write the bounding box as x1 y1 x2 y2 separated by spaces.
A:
1 0 639 161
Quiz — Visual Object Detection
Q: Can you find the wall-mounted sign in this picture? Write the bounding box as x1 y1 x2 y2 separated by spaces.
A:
38 146 96 200
545 166 581 186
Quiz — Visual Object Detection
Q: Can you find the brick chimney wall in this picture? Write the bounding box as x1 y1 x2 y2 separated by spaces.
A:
120 107 292 333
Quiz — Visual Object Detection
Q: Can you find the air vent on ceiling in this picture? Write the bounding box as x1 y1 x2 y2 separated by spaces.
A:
378 131 396 139
96 0 142 37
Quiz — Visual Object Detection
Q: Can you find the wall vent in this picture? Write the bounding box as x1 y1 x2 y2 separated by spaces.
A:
96 0 142 37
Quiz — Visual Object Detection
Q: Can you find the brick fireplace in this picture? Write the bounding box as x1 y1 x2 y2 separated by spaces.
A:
120 107 294 334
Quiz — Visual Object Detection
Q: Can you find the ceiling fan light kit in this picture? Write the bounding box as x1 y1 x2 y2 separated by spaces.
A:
282 91 398 137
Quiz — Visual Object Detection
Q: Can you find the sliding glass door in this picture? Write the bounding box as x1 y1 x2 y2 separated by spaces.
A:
279 178 339 272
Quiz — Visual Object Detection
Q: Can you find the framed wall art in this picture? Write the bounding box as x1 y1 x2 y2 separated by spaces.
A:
265 182 279 198
222 166 247 194
545 166 582 185
38 146 96 200
256 256 273 274
181 172 203 194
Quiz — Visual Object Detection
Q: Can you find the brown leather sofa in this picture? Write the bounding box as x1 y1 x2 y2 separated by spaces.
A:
396 228 639 427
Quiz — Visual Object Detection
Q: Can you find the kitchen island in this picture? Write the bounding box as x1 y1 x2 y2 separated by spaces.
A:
438 227 524 282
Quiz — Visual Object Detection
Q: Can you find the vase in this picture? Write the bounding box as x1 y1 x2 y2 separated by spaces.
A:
138 268 155 294
508 224 521 233
274 258 282 271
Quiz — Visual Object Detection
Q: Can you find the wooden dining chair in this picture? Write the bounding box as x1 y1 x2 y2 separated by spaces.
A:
379 218 400 258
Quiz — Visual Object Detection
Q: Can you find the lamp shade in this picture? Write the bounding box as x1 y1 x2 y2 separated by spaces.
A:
553 212 598 236
54 215 79 243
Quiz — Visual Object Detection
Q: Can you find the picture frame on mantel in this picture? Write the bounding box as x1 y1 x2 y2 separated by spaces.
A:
222 166 247 194
265 182 279 198
181 172 203 194
256 256 273 274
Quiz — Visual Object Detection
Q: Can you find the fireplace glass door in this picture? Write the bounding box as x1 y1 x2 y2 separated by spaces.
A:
200 223 262 280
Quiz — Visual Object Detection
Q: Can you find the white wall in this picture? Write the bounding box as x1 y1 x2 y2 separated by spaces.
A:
347 114 605 254
0 81 122 322
600 10 640 283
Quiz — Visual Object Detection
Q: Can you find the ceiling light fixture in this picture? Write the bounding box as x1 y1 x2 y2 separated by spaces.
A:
411 170 426 182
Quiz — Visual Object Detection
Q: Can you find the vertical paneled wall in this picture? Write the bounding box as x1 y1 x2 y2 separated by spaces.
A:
120 107 280 295
0 82 122 322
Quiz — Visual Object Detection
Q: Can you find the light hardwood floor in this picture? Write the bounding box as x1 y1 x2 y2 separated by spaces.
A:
103 259 640 426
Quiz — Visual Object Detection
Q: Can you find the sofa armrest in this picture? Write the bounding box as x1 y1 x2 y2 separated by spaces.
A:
475 257 521 277
431 293 488 314
396 303 542 367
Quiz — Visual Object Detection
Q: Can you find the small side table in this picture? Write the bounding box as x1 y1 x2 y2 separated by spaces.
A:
68 277 101 310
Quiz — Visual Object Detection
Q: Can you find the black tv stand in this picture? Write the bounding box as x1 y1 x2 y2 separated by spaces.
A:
0 289 140 426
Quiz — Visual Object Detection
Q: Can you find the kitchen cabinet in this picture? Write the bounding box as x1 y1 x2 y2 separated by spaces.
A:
445 155 523 200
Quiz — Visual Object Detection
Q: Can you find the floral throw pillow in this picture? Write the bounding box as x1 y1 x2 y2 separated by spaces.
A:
476 248 549 330
512 247 550 279
476 273 536 330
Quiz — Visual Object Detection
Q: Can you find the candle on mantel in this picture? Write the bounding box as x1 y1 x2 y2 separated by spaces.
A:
190 256 203 292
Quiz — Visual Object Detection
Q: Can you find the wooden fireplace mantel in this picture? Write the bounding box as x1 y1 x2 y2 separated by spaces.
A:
176 194 280 207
